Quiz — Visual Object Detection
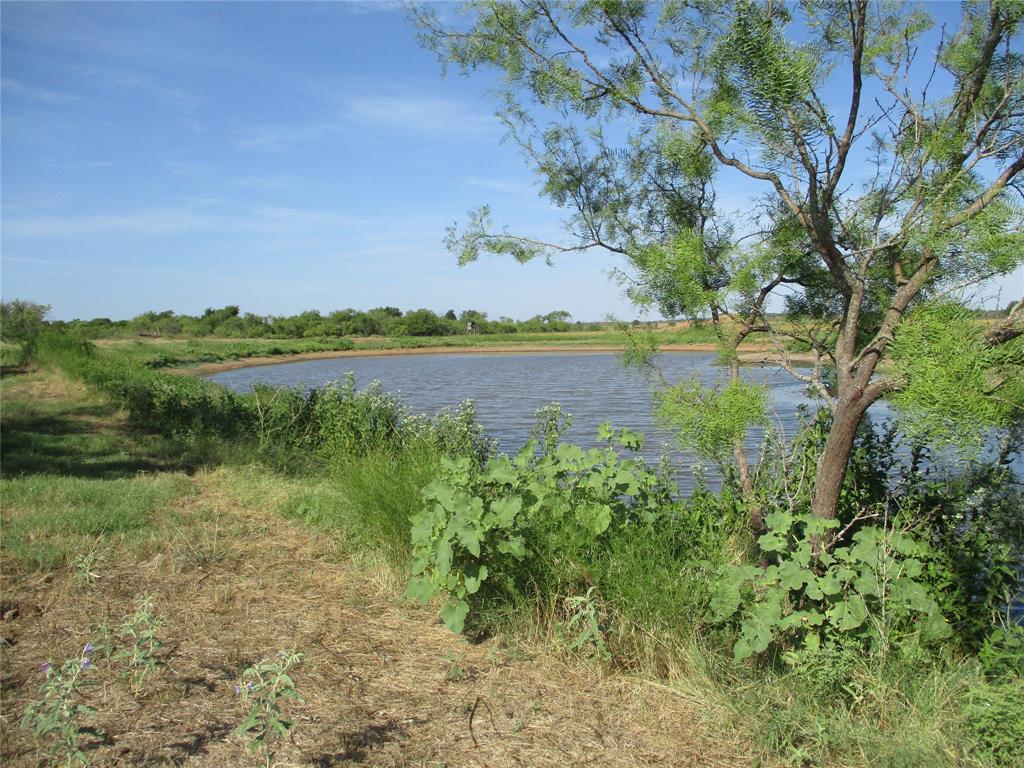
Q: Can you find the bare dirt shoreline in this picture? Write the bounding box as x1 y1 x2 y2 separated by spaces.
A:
184 344 816 376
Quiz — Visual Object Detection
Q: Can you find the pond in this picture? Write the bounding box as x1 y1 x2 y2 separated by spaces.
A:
209 351 858 491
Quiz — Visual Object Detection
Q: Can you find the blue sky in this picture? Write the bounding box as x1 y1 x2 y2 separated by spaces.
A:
2 1 1021 322
2 0 619 321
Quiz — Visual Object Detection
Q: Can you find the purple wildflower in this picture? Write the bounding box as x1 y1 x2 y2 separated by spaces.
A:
39 661 52 674
83 643 95 654
80 657 92 670
234 685 242 696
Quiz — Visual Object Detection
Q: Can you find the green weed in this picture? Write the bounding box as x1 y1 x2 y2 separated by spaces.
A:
113 595 165 691
234 650 305 766
20 644 100 767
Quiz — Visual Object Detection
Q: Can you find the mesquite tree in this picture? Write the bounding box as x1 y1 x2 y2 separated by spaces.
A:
414 0 1024 526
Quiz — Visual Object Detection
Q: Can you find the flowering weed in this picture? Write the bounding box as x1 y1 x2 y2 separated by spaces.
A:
20 644 98 767
234 649 305 765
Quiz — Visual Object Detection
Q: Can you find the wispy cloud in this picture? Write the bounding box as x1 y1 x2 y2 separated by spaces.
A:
233 92 497 153
233 122 337 153
344 94 498 137
229 174 294 190
35 159 115 170
4 208 228 239
163 160 206 177
4 204 374 240
464 176 530 194
336 1 404 15
1 77 76 105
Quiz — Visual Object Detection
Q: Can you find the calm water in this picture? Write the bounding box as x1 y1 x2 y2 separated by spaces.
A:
209 351 833 490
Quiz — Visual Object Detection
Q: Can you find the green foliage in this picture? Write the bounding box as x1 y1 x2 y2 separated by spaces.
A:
71 549 107 587
287 444 440 563
113 595 165 691
529 402 573 455
711 512 951 662
11 320 1024 768
53 303 592 341
406 422 689 634
34 333 496 469
404 453 525 633
770 408 1024 658
890 301 1024 451
234 650 305 762
416 0 1024 536
446 205 549 266
562 586 610 660
901 452 1024 652
979 625 1024 678
20 645 98 767
626 230 720 318
1 299 52 365
655 378 769 467
617 322 660 370
960 677 1024 766
1 299 51 342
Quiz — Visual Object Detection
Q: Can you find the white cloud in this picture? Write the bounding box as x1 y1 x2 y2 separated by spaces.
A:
3 203 401 240
4 208 227 239
344 94 498 137
464 176 530 194
335 1 404 15
233 122 338 153
1 77 76 105
229 174 294 190
233 92 498 153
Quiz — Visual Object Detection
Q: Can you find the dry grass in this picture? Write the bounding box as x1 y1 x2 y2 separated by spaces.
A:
1 370 89 403
1 468 749 767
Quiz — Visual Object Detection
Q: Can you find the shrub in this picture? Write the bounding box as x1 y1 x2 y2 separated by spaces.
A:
405 422 709 635
960 677 1024 766
710 511 952 662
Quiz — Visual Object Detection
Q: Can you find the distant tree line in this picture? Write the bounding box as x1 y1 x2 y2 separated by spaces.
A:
0 303 596 340
2 301 1016 343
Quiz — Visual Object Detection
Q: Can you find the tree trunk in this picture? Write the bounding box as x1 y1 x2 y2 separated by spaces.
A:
809 396 869 522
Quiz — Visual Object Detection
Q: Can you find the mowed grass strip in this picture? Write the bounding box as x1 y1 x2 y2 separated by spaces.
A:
1 371 195 571
1 474 193 571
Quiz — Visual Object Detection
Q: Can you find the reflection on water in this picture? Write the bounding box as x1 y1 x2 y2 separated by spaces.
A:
210 352 807 489
208 351 1021 492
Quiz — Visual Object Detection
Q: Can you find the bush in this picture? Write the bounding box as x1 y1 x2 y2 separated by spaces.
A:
709 511 952 662
961 677 1024 766
404 420 730 638
36 334 492 471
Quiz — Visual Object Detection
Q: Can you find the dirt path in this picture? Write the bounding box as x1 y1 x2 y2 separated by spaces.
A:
2 478 745 767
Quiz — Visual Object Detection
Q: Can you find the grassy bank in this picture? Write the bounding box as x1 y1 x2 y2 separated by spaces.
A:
3 336 1021 767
